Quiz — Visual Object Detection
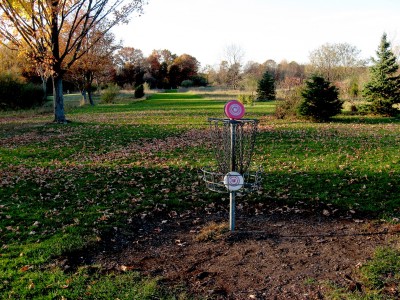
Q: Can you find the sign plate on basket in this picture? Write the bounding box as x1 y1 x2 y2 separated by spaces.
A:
224 100 245 119
223 171 244 191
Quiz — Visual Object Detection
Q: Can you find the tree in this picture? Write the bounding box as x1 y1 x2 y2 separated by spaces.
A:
0 0 145 123
171 53 199 86
134 84 144 98
309 43 366 81
0 43 23 78
115 47 145 70
227 62 242 89
263 59 277 76
298 75 343 121
216 60 229 87
363 33 400 116
67 27 120 105
115 47 146 88
223 44 244 89
256 71 276 101
144 49 177 89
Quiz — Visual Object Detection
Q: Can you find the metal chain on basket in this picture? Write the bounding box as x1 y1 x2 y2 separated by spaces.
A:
208 118 258 175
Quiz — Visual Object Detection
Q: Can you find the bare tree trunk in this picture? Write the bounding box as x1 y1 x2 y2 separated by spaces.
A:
88 90 95 106
53 75 67 123
50 2 67 123
81 89 87 103
86 72 95 106
41 76 48 102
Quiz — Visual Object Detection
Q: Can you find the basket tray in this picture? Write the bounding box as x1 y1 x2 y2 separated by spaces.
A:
201 167 262 194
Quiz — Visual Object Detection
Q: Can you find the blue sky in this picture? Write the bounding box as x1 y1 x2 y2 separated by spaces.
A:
114 0 400 68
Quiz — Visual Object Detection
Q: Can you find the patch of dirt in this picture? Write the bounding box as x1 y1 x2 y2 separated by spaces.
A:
66 202 399 299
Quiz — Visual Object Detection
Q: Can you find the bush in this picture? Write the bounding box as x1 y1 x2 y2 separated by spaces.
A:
0 74 44 109
143 82 151 92
134 84 145 98
20 83 45 108
181 80 194 88
298 75 343 121
369 98 398 116
101 84 120 103
190 75 208 87
274 87 302 119
238 94 255 106
356 103 371 115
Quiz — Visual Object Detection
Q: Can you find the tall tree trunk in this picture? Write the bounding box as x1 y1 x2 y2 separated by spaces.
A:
81 89 87 103
86 71 95 106
50 1 67 123
41 76 48 102
88 90 94 106
53 75 67 123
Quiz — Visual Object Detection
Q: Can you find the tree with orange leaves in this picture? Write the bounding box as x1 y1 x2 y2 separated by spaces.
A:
0 0 145 123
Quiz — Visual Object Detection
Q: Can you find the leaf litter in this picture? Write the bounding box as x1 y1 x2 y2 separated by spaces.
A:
2 122 400 299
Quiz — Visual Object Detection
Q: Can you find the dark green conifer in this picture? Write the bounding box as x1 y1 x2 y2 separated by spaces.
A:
363 33 400 116
298 75 342 121
256 71 276 101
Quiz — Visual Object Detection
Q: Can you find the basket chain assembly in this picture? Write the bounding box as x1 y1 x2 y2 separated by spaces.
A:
202 118 262 194
200 100 262 231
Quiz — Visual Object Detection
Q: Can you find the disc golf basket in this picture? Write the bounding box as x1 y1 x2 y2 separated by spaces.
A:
201 100 262 231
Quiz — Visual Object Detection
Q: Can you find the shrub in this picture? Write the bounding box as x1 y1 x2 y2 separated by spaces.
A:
143 82 151 92
274 87 302 119
190 75 208 87
238 94 255 106
355 103 371 115
20 83 45 108
134 84 145 98
369 99 397 116
101 84 120 103
349 78 359 99
0 74 44 109
181 80 194 88
298 75 343 121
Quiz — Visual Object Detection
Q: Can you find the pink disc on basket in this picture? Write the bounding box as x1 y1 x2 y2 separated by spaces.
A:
224 100 245 119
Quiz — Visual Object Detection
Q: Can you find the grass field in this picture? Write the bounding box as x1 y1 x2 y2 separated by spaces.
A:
0 91 399 299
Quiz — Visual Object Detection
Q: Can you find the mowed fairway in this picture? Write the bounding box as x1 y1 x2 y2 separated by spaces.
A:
0 91 399 299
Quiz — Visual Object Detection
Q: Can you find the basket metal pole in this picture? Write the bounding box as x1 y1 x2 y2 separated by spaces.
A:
230 120 236 172
230 120 236 231
229 191 235 231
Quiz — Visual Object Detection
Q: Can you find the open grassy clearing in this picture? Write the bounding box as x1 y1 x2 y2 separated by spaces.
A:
0 91 399 299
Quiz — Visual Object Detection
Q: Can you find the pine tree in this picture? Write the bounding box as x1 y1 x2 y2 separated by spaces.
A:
363 33 400 116
256 71 276 101
298 75 343 121
134 84 145 98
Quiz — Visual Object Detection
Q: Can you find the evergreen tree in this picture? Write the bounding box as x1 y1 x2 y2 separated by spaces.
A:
298 75 343 121
363 33 400 116
134 84 145 98
256 71 276 101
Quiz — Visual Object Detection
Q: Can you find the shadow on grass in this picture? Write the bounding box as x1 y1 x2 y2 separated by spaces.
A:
332 114 400 124
1 159 399 298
